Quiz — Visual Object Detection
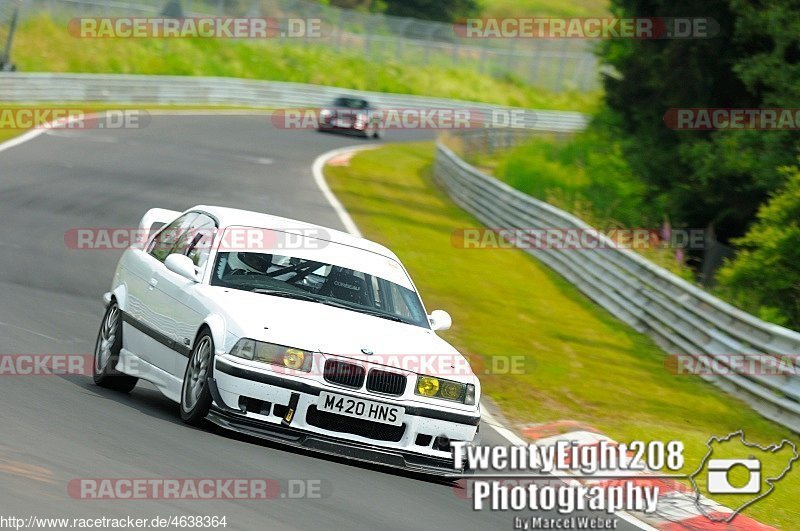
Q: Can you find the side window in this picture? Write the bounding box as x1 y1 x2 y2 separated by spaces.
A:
148 213 197 263
380 279 422 322
184 215 217 271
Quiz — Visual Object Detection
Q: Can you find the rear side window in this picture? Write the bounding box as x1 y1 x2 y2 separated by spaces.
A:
183 215 217 270
148 213 197 262
147 213 217 271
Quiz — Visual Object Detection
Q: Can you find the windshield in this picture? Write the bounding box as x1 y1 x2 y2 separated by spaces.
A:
332 97 369 109
211 252 428 328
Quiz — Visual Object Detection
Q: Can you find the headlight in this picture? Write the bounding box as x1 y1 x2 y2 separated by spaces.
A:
229 339 313 372
417 376 440 396
282 348 306 370
415 375 476 405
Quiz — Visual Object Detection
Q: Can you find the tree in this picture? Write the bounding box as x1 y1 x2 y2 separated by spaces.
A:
328 0 383 11
716 167 800 327
601 0 800 244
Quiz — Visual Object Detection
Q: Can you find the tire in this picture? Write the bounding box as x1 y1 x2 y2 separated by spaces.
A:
180 331 214 426
372 126 382 139
93 302 138 393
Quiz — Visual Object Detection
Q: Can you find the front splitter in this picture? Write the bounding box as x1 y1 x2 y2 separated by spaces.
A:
206 378 464 478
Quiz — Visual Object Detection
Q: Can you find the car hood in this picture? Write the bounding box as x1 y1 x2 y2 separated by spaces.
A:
205 287 473 379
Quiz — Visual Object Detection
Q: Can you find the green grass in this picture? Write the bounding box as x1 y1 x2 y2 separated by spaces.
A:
0 127 23 143
455 127 645 228
12 15 600 113
325 142 799 529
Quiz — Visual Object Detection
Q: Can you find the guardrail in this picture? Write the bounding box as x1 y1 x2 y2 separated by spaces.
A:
434 132 800 433
0 72 589 132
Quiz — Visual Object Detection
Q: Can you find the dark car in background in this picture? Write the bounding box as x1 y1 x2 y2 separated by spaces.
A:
318 96 382 138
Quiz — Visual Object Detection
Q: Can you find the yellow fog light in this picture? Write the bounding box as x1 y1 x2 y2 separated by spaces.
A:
440 381 464 401
282 348 305 370
417 376 440 397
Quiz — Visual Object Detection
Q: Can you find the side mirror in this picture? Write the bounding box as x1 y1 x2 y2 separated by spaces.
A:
165 254 198 282
428 310 452 331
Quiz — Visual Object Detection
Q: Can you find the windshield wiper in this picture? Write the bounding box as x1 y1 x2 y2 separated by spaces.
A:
251 289 322 303
320 299 406 323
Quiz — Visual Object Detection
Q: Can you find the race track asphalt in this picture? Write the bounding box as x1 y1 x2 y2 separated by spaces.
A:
0 115 637 530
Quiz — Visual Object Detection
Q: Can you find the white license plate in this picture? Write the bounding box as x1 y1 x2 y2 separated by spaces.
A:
318 391 404 426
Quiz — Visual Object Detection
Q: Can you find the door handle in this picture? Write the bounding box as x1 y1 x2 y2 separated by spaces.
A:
148 278 158 289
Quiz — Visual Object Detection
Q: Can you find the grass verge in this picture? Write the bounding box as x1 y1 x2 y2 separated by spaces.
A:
12 15 600 113
325 141 798 528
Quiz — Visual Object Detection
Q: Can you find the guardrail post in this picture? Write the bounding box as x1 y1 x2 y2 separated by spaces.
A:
423 25 437 64
364 15 374 57
334 8 349 51
395 19 412 63
161 0 184 18
554 39 569 93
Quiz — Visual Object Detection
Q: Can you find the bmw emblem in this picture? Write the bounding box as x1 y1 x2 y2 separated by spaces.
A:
361 347 373 356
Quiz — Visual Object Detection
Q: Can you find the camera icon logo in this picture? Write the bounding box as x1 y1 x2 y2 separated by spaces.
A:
707 458 761 494
690 431 798 523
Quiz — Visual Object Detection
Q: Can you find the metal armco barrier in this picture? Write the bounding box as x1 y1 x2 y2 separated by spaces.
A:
434 135 800 434
0 73 588 132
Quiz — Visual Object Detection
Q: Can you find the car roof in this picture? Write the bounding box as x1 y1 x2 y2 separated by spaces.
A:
191 205 399 261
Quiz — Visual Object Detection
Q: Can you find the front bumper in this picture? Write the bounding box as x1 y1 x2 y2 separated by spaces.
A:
318 120 369 134
210 356 480 474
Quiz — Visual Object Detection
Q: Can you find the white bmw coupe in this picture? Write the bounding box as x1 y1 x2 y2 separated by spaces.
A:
93 206 481 472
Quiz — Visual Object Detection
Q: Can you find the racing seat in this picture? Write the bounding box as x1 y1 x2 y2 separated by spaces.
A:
320 267 370 306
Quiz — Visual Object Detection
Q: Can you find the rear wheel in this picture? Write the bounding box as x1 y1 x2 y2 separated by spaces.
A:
93 302 138 393
180 331 214 426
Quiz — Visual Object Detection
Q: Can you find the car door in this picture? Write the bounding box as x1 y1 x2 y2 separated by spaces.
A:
149 213 218 378
123 212 198 371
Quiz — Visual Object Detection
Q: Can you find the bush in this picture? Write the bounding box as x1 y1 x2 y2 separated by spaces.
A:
494 111 651 228
716 167 800 328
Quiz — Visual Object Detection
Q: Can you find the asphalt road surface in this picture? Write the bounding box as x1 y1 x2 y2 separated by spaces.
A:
0 115 638 530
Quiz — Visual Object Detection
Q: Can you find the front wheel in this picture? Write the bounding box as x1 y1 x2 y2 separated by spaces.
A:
93 302 138 392
180 332 214 426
